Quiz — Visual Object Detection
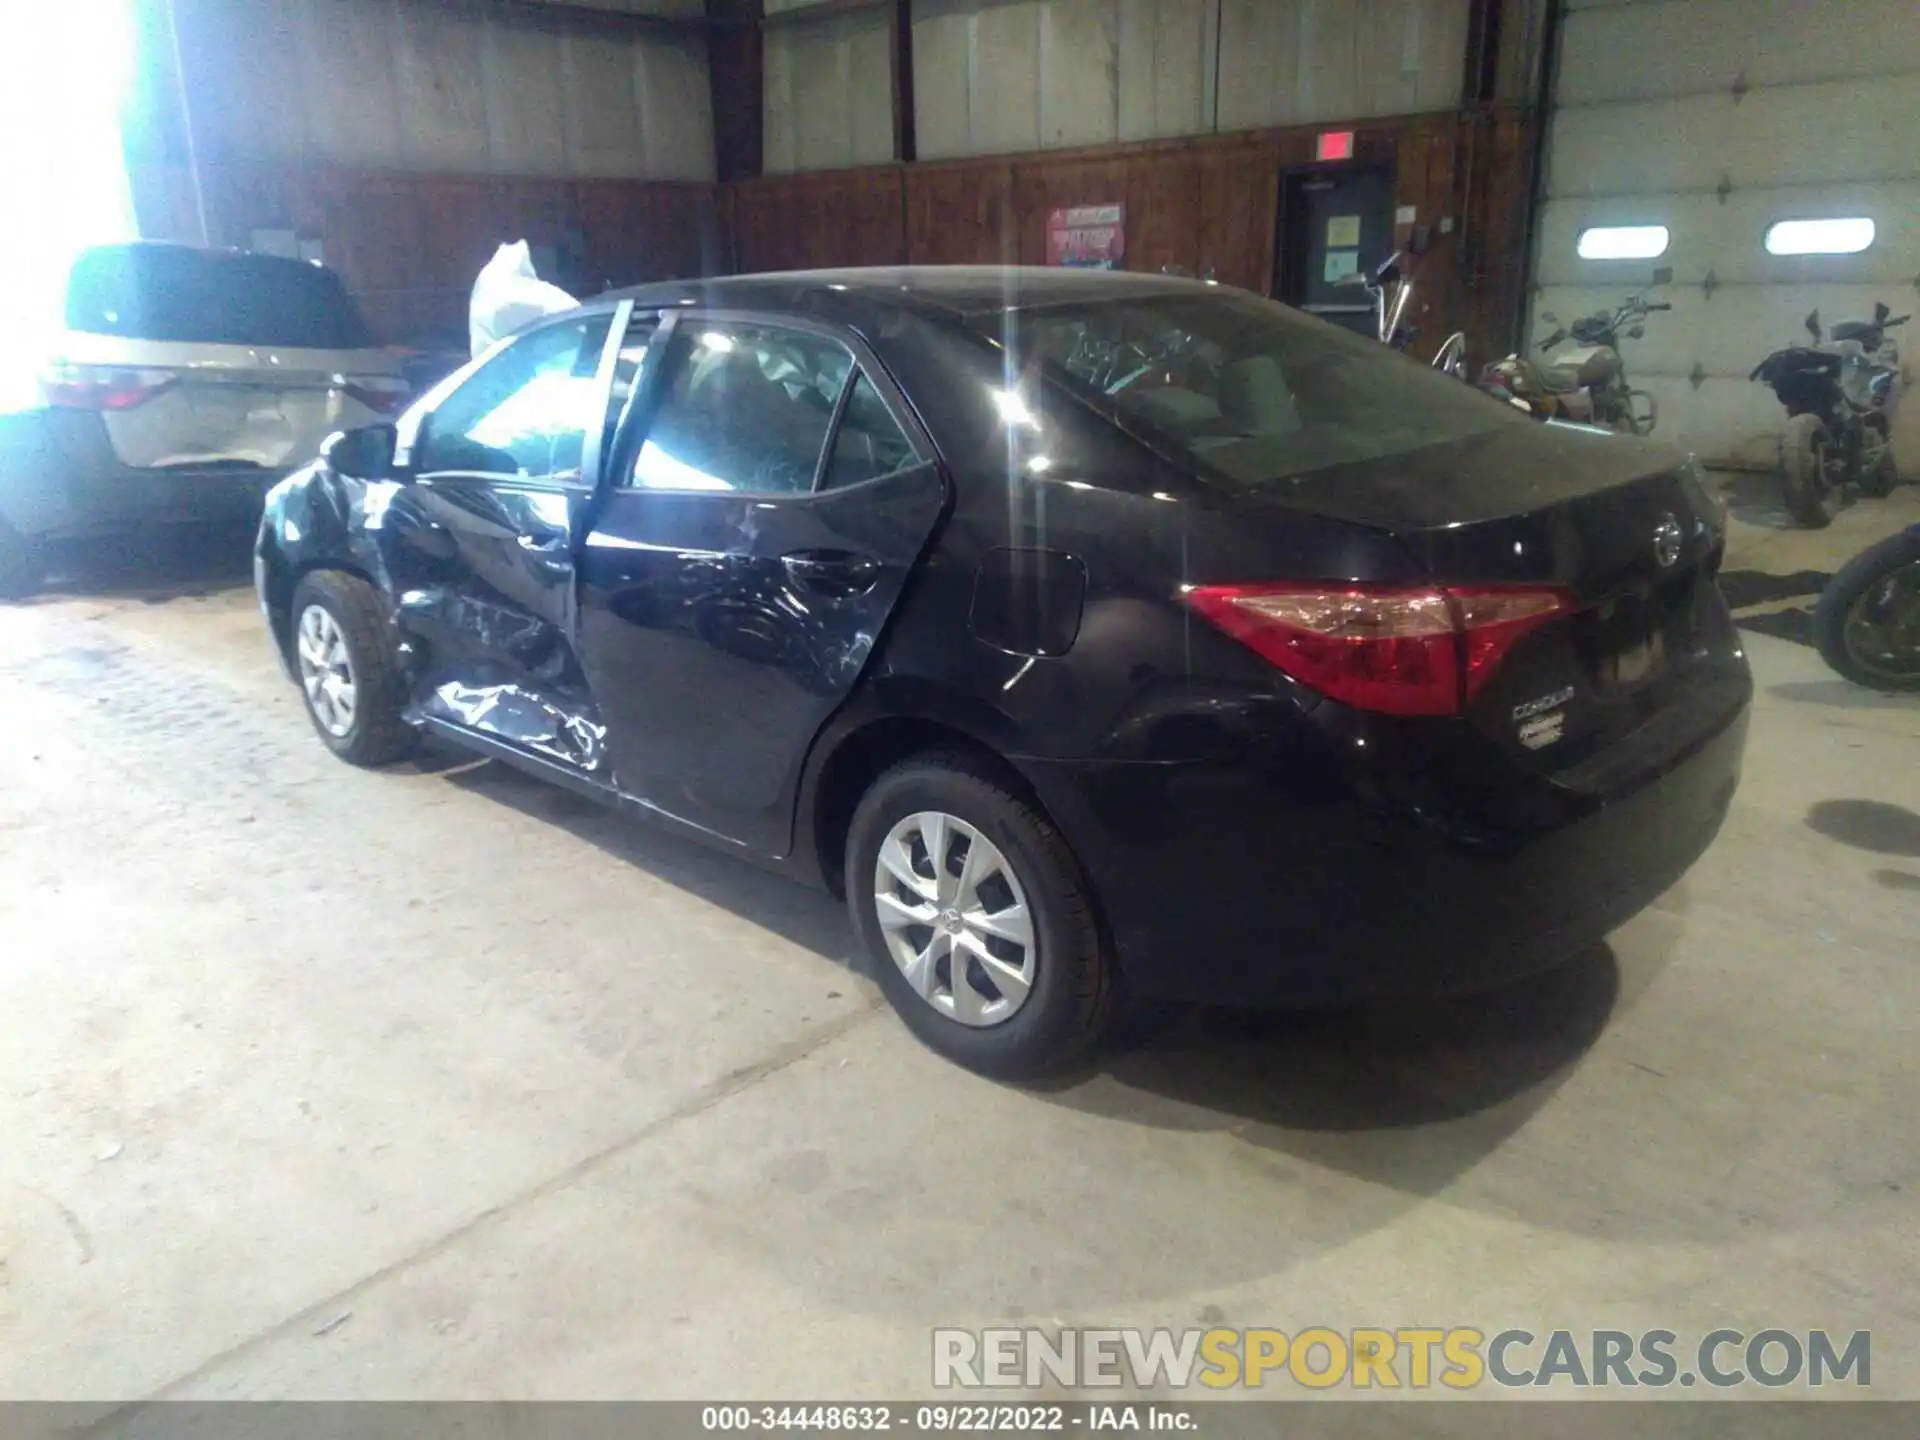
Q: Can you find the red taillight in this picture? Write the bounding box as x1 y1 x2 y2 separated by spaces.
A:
1183 582 1571 716
345 379 409 415
40 364 176 411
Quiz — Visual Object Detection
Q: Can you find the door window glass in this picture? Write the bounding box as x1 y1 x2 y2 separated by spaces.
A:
822 373 920 489
630 324 852 493
603 319 658 450
416 314 612 482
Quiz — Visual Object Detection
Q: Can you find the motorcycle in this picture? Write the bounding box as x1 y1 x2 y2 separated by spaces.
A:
1478 291 1668 432
1336 252 1469 376
1814 523 1920 690
1750 302 1907 529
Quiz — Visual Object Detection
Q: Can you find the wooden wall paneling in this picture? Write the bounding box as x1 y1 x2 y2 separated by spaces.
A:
725 181 787 273
820 167 908 269
1008 157 1132 267
1192 143 1274 291
573 181 717 292
141 156 720 347
1122 152 1203 277
1394 119 1461 361
730 167 906 274
1473 106 1536 355
196 159 298 251
904 162 1015 265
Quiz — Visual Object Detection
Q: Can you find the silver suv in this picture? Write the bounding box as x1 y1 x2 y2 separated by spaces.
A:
0 243 405 595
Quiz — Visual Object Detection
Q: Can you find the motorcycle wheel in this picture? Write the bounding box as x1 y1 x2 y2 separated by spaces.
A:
1857 414 1898 498
1813 528 1920 690
1781 413 1841 529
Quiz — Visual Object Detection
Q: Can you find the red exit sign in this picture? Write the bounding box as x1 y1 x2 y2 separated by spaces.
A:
1316 130 1355 162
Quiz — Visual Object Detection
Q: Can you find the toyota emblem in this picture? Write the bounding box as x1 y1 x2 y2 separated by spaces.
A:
1652 513 1684 568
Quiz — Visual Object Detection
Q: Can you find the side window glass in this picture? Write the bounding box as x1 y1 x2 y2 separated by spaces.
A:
603 319 657 448
416 314 612 481
630 324 852 493
822 373 920 489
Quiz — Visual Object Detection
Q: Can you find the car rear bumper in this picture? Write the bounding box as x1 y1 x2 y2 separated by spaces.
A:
0 409 279 541
1022 687 1749 1008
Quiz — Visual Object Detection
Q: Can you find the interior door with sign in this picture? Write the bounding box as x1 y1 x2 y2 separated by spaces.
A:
1277 164 1397 338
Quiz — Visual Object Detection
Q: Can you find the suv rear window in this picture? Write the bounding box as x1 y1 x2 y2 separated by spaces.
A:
988 290 1524 490
64 246 375 349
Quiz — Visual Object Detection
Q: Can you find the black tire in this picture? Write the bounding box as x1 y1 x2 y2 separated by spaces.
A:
1857 415 1898 499
1813 530 1920 691
0 518 43 601
1781 413 1840 529
288 570 417 765
846 753 1114 1079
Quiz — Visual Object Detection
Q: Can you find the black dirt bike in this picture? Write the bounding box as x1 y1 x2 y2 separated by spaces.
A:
1750 302 1907 529
1815 523 1920 690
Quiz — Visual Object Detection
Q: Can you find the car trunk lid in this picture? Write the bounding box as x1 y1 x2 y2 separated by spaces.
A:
1212 423 1731 776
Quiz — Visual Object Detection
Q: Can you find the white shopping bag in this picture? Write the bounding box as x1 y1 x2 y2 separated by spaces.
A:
468 241 576 358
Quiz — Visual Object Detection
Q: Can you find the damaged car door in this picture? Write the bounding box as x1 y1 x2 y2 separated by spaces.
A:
385 308 624 773
577 314 947 855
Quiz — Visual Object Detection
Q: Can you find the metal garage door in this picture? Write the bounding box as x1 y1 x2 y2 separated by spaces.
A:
1531 0 1920 468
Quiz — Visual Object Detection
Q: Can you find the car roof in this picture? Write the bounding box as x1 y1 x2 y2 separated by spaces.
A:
602 266 1211 319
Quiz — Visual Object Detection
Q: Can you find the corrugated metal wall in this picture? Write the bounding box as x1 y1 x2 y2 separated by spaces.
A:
764 8 898 173
173 0 715 181
762 0 1470 172
1532 0 1920 467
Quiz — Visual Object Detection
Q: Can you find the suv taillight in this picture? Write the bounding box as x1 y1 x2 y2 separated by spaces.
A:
40 363 176 411
1182 583 1571 716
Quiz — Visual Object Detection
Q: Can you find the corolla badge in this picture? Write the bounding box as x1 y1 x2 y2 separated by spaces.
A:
1652 512 1684 568
1512 685 1575 750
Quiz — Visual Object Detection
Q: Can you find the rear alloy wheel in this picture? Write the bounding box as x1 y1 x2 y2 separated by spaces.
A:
289 570 416 766
847 755 1112 1079
1781 413 1841 529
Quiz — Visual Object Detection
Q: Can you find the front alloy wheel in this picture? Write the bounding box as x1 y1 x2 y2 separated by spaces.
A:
874 810 1037 1027
287 570 416 766
297 603 357 737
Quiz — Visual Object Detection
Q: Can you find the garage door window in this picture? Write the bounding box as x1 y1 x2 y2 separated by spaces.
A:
1576 225 1669 260
1765 218 1875 256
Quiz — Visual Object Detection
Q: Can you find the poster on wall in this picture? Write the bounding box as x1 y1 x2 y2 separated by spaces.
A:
1046 204 1126 269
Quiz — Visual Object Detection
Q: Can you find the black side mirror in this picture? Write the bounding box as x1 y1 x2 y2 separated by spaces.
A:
1804 309 1822 342
322 423 399 479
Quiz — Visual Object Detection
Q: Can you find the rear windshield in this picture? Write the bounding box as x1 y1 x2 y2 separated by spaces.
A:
64 246 375 349
987 290 1525 489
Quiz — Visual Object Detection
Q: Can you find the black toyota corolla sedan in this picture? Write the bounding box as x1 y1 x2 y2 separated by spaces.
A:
255 266 1749 1077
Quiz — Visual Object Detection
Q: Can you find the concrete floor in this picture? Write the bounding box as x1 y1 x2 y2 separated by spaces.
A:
2 486 1917 1409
